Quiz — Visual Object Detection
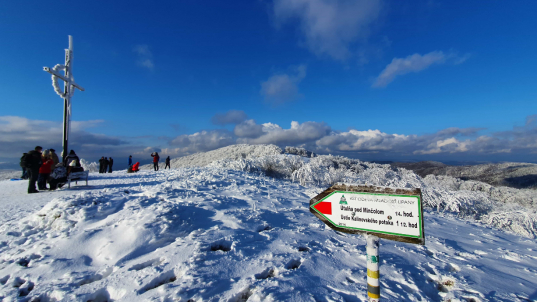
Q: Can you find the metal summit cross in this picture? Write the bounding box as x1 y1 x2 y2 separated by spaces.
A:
43 35 85 163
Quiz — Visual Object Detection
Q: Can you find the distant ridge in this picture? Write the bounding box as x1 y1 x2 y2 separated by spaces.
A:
392 161 537 189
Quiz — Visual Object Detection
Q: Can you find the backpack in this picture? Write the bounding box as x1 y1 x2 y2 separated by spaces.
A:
20 153 28 168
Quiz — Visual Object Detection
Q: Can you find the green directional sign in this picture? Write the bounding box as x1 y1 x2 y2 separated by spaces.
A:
310 184 425 245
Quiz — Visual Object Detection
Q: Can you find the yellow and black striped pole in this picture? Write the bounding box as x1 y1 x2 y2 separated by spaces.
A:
366 235 380 301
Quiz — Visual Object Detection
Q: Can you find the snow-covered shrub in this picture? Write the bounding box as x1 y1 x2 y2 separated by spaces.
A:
482 209 537 238
80 159 99 173
285 146 316 158
291 155 362 186
212 154 300 179
209 145 537 238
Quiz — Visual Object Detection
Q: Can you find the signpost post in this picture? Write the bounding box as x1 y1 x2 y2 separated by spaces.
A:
43 35 85 163
310 184 424 301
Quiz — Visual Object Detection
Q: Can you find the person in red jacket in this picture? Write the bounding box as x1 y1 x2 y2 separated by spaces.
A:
38 150 54 190
151 152 160 171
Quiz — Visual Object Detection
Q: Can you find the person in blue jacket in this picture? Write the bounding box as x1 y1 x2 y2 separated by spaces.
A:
128 155 133 167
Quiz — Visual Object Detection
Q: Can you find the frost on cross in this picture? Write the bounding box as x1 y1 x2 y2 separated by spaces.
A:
43 35 85 162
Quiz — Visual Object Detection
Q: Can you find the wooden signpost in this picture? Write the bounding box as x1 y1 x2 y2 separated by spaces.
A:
310 183 424 301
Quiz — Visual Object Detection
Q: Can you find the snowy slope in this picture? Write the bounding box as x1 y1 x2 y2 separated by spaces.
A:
0 150 537 301
140 144 283 170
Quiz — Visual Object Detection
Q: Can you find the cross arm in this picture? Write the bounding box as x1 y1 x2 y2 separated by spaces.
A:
43 67 85 91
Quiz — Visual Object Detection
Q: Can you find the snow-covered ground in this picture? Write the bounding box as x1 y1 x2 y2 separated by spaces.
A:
1 147 537 301
0 169 21 181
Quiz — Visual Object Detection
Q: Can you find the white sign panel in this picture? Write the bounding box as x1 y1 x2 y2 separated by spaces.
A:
311 191 423 239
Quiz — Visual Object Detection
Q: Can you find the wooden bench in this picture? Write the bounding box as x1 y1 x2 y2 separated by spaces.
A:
67 171 89 188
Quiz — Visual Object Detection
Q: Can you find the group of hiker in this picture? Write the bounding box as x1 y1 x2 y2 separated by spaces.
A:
20 148 173 192
21 146 84 193
98 157 114 173
149 152 171 171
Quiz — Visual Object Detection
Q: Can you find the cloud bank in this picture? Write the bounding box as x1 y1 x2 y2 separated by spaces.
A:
162 115 537 162
0 116 152 168
3 115 537 167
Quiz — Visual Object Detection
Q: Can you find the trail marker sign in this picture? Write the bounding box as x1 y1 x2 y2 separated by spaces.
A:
310 184 424 245
310 184 425 301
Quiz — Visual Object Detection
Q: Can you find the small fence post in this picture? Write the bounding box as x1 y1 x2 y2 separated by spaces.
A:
366 235 380 301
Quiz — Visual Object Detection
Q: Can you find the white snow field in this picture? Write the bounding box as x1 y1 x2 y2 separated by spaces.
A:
1 145 536 301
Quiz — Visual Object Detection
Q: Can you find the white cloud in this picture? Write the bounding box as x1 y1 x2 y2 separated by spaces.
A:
211 110 248 126
273 0 382 60
260 65 306 105
133 44 154 71
169 130 234 154
165 115 537 160
373 51 470 88
234 119 264 138
237 120 331 145
316 129 413 153
5 115 537 166
414 137 470 155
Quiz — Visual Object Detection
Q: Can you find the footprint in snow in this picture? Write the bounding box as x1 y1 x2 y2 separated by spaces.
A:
255 267 277 280
0 275 9 285
285 259 302 270
78 267 113 286
16 254 42 267
7 276 34 297
297 246 310 252
137 270 178 294
231 286 254 302
210 239 233 252
256 225 271 232
128 258 163 271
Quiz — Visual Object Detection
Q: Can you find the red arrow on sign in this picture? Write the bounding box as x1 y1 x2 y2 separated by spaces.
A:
313 202 332 215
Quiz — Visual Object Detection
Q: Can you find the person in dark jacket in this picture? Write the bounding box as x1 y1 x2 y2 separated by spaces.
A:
99 156 105 173
128 155 133 167
164 156 171 169
151 152 160 171
20 153 28 179
65 150 81 167
108 157 113 173
26 146 43 193
103 157 109 173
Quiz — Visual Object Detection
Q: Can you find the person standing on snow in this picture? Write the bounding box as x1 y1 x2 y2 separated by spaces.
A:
108 157 113 173
50 149 60 167
164 156 171 169
151 152 160 171
99 156 105 173
103 157 109 173
128 155 133 167
20 153 28 179
25 146 43 193
38 150 54 190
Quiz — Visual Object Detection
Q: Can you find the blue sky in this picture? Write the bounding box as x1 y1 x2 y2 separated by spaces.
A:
1 0 537 168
